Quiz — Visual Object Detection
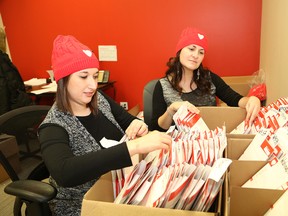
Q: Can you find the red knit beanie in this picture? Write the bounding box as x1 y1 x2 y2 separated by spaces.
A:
175 27 208 54
51 35 99 82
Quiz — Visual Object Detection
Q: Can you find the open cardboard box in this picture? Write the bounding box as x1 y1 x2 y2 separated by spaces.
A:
222 137 285 216
226 137 254 160
221 76 254 84
198 106 246 133
217 83 251 107
218 76 253 107
81 107 249 216
81 172 222 216
221 75 253 96
226 161 284 216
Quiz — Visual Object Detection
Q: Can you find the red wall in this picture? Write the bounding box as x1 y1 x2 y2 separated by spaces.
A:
0 0 262 109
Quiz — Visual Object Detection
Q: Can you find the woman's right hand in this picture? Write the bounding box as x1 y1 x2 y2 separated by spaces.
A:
126 130 172 156
158 101 200 130
168 101 200 117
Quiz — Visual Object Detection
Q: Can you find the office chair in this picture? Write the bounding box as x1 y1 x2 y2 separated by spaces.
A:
143 79 158 129
0 105 51 160
0 150 57 216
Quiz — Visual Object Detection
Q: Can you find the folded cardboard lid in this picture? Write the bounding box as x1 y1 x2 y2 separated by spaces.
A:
221 76 254 84
83 172 114 202
228 83 251 96
227 138 253 160
198 107 246 133
225 134 255 139
224 160 285 216
229 160 267 188
230 187 284 216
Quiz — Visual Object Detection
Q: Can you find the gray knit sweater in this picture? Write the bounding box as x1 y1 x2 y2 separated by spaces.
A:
40 92 124 216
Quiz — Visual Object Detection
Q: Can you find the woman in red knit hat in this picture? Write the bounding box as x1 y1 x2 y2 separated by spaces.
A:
38 35 171 216
150 27 261 131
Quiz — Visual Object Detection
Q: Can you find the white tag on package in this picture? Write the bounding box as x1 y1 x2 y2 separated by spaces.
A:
100 137 120 148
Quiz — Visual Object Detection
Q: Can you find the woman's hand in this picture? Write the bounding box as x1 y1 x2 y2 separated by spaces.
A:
158 101 200 130
245 96 261 125
126 119 148 140
167 101 200 117
126 130 172 156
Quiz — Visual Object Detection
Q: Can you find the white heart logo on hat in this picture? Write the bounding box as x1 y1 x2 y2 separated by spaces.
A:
198 33 204 40
83 50 93 57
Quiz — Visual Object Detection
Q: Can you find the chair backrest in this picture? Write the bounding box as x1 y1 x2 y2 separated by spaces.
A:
0 105 51 154
143 79 158 127
0 105 51 138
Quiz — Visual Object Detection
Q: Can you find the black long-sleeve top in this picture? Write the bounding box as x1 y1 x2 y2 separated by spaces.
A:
38 93 137 187
151 72 243 131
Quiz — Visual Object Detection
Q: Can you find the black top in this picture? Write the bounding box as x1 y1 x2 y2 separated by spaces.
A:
151 72 243 131
39 94 136 187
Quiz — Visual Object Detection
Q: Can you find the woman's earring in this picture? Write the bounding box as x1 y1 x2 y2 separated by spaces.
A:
197 69 200 80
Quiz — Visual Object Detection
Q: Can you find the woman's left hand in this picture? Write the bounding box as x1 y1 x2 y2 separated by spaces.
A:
245 96 261 125
126 119 148 140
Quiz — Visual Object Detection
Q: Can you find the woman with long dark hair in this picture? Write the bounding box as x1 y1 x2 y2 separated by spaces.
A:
150 27 260 131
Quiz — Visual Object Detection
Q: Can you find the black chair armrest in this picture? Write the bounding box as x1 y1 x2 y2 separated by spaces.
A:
4 180 57 203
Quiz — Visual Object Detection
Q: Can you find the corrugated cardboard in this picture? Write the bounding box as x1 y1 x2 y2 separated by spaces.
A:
81 107 247 216
221 76 254 84
218 76 253 106
228 161 284 216
127 104 140 117
221 75 253 96
81 172 220 216
0 134 21 182
198 107 246 133
226 138 253 160
222 137 285 216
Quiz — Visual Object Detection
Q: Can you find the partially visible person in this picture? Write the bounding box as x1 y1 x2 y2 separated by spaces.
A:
0 27 32 115
38 35 172 216
150 27 261 131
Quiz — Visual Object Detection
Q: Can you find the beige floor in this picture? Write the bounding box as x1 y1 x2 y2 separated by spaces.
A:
0 143 42 216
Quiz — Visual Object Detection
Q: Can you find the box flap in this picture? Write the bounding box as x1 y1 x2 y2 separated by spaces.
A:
227 138 253 160
225 134 255 139
198 107 246 133
228 83 250 96
83 172 114 202
230 187 284 216
229 160 267 188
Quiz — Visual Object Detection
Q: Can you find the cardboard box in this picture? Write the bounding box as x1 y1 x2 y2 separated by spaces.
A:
128 104 140 117
0 134 21 182
221 76 254 84
218 76 253 106
226 137 254 160
226 161 284 216
198 106 246 133
222 137 285 216
81 172 221 216
81 107 248 216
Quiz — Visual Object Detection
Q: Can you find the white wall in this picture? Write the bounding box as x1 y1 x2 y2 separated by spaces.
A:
260 0 288 104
